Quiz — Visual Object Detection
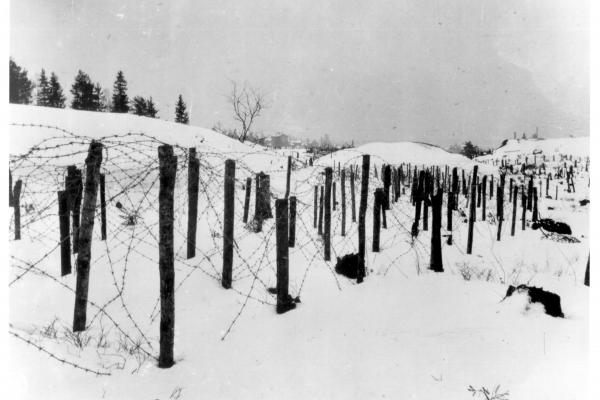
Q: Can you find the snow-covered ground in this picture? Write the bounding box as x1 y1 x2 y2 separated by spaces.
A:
8 105 589 399
476 137 589 163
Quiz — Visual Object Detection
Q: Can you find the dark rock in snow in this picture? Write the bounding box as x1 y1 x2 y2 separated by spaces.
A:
531 218 572 235
579 199 590 206
504 284 564 318
335 253 360 279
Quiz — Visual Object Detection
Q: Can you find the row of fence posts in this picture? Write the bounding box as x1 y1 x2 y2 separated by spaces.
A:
9 142 588 371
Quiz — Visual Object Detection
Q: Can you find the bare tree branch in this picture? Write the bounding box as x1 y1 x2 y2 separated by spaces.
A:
227 81 265 143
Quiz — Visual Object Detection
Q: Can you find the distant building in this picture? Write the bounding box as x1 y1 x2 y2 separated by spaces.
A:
270 133 290 149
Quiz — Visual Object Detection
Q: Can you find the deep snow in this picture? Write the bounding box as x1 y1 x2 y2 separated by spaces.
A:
8 105 589 399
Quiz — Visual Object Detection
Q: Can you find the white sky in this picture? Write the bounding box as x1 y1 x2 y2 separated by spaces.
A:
10 0 589 147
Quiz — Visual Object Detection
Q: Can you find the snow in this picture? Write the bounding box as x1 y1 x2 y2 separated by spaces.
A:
8 105 589 399
476 137 589 162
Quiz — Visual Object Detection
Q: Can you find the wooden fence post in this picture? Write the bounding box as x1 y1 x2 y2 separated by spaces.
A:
412 170 425 237
99 173 107 241
254 173 262 232
12 179 22 240
372 188 382 252
383 165 391 210
350 170 357 223
222 159 235 289
358 155 370 283
318 186 324 235
521 186 527 231
481 175 487 221
58 190 72 276
276 198 295 314
430 189 443 272
585 255 590 287
423 171 430 231
243 177 252 224
527 177 533 211
467 165 478 254
187 149 199 259
496 184 504 241
157 144 176 368
341 169 346 236
289 196 296 247
73 141 103 332
532 187 538 222
324 167 332 261
9 169 14 207
66 166 83 253
511 185 518 236
261 174 273 219
313 186 318 228
332 181 337 211
285 155 292 199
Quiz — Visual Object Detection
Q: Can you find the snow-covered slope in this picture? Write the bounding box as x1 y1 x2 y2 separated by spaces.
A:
476 137 589 162
315 141 478 169
9 104 288 173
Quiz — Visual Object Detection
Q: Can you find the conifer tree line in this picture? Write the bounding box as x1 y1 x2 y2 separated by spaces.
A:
9 58 190 123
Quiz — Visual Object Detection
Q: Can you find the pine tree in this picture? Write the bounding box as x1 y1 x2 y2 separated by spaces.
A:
9 58 34 104
95 84 109 111
132 96 148 116
71 70 97 110
36 69 50 106
174 94 189 124
111 71 129 113
47 72 66 108
146 97 158 118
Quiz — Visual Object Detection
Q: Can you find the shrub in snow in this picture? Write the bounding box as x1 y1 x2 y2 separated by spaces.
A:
531 218 572 235
504 284 564 318
335 253 360 279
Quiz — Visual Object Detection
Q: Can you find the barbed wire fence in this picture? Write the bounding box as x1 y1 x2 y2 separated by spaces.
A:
8 122 588 375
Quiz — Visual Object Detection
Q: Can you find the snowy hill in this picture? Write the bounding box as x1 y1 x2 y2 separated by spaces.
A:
315 141 479 170
476 137 589 163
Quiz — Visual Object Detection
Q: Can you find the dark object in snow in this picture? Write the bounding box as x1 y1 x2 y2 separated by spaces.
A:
547 206 555 210
115 201 123 209
335 253 360 279
531 218 572 235
267 287 300 303
579 199 590 206
504 284 564 318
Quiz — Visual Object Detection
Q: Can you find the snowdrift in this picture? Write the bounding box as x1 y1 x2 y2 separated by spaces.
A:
476 137 589 162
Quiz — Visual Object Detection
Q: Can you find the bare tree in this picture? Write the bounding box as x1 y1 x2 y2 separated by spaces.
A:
228 81 265 143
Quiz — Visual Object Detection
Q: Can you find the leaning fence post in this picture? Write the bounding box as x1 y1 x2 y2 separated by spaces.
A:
466 165 478 254
73 141 103 332
289 196 296 248
222 159 235 289
276 198 295 314
187 149 199 259
324 167 332 261
243 177 251 224
341 169 346 236
430 189 443 272
9 169 14 207
157 144 176 368
58 190 72 276
99 173 107 241
383 165 391 210
358 155 370 283
12 179 22 240
585 255 590 287
496 184 504 241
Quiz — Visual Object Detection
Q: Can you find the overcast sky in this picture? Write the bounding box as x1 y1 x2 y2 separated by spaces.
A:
10 0 589 147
